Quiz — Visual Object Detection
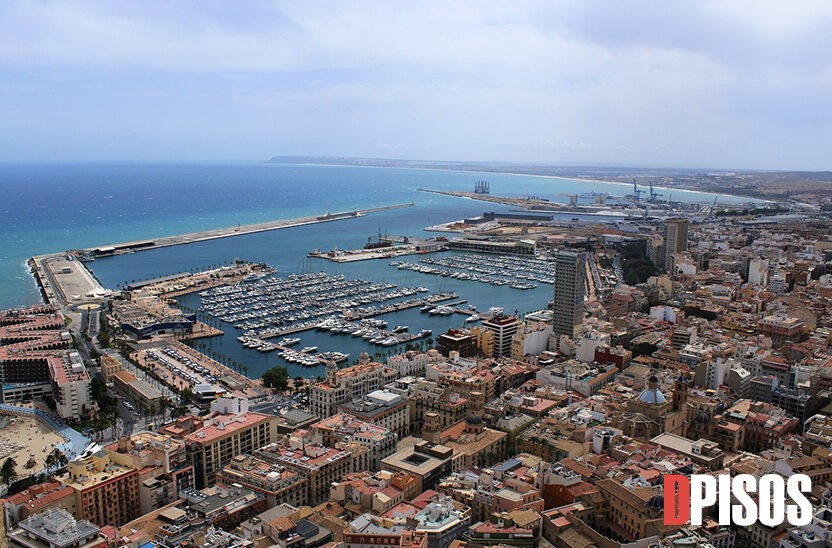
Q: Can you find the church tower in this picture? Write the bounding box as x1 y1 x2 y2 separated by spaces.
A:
672 372 689 412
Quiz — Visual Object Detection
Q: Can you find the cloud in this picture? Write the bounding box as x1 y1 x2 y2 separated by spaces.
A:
0 1 830 168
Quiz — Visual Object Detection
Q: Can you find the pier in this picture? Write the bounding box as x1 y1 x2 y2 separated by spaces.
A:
80 203 415 256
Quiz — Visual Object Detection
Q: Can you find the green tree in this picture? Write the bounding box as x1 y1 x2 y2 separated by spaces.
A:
262 366 289 391
1 457 16 486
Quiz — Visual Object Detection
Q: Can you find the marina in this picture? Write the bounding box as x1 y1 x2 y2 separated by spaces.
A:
196 271 453 352
389 252 556 288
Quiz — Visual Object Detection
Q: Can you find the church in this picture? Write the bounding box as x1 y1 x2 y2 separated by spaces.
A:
616 372 689 439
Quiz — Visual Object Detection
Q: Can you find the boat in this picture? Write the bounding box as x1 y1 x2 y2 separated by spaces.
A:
301 346 318 354
381 337 399 346
392 325 409 333
464 315 479 322
278 337 301 346
417 329 432 337
420 305 434 313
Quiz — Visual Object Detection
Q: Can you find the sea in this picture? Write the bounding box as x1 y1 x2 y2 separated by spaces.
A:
0 162 757 378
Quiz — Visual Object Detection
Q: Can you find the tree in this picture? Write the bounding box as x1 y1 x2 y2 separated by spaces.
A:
262 366 289 391
44 452 55 473
1 457 16 486
631 341 659 358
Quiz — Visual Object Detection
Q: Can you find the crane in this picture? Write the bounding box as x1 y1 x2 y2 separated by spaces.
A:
632 179 643 202
649 182 662 202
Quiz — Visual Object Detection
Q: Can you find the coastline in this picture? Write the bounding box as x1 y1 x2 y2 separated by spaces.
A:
272 160 765 203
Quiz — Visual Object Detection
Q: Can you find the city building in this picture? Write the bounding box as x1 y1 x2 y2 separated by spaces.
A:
216 454 307 508
106 432 194 514
180 398 278 488
2 480 77 530
337 390 410 439
309 413 398 469
552 251 586 341
662 218 689 272
480 315 520 358
408 495 472 548
59 448 141 527
381 442 455 493
257 440 353 506
8 508 106 548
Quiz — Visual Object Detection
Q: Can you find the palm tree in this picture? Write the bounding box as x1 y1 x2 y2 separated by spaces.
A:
44 452 55 473
1 457 16 487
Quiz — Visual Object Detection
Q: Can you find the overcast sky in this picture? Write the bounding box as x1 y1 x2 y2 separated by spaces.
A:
1 1 831 169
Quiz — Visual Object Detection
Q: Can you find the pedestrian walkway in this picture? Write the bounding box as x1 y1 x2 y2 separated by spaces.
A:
0 404 89 460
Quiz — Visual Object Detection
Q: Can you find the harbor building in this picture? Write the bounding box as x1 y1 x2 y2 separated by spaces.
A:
552 251 586 342
310 354 395 418
662 217 689 272
337 390 410 439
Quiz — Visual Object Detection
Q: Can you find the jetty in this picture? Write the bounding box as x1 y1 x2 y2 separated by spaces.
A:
80 203 414 256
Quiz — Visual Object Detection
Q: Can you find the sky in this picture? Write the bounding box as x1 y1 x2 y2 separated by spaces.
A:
1 1 831 170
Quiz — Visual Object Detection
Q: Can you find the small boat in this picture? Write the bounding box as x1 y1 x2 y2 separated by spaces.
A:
301 346 318 354
465 315 479 322
392 325 409 333
381 337 399 346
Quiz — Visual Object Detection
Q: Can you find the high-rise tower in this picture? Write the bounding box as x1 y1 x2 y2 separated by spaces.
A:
552 250 586 340
662 218 689 272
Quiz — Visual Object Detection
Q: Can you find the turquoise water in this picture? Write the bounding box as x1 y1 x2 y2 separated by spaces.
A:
1 161 752 310
1 162 755 377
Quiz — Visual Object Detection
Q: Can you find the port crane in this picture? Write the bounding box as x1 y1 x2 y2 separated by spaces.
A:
632 180 643 202
648 182 662 202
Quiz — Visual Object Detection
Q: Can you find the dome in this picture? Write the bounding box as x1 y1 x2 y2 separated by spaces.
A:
646 495 664 510
638 387 667 405
466 415 483 426
694 412 711 424
648 374 659 384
